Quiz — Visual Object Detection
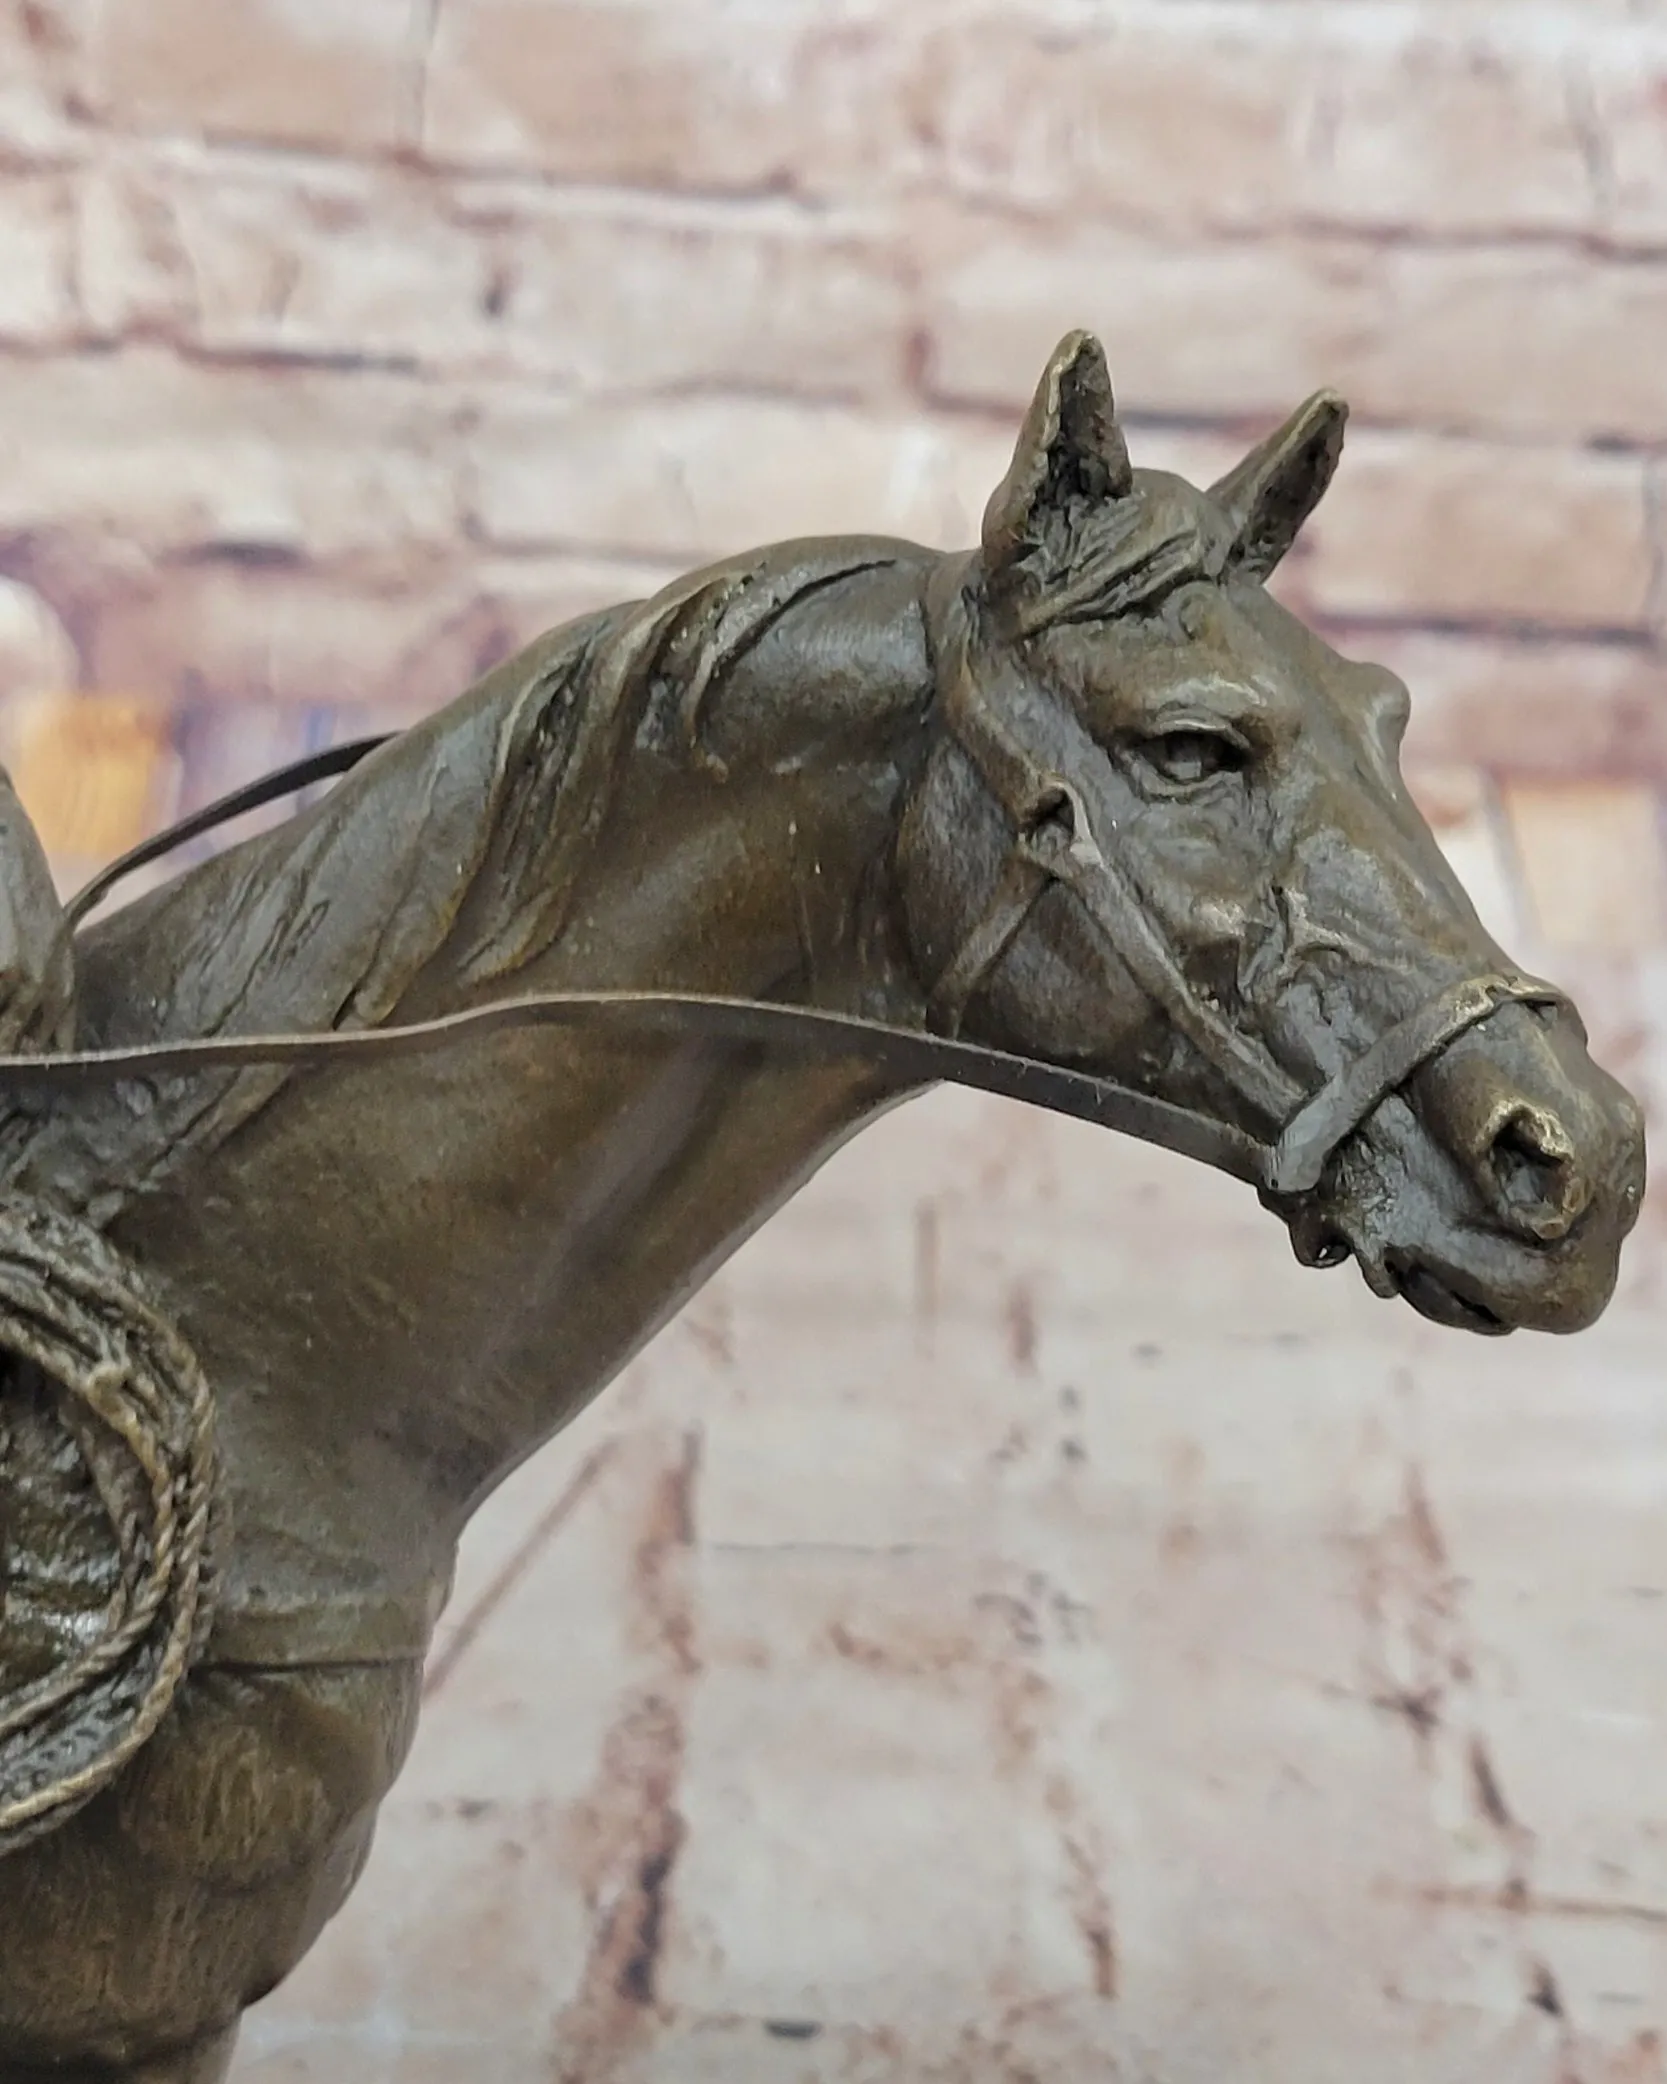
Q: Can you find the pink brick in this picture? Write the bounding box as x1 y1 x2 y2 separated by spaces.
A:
1288 431 1652 632
923 220 1367 421
83 566 445 714
81 552 678 712
913 9 1317 233
1251 0 1656 14
0 349 459 558
922 220 1667 442
466 395 1018 563
80 153 909 396
0 172 78 343
477 186 908 397
1401 763 1525 951
668 1546 1091 2023
914 11 1593 239
461 552 685 651
1403 762 1494 836
422 0 910 197
420 0 1653 253
78 154 494 359
1362 243 1667 444
1124 424 1244 493
1368 630 1667 781
86 0 422 153
1501 779 1667 950
1311 31 1596 236
1589 39 1667 245
0 0 84 157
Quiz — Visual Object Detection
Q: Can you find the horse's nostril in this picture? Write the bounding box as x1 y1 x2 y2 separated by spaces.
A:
1484 1106 1588 1242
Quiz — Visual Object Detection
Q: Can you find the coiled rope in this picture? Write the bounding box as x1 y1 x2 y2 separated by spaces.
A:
0 1199 221 1856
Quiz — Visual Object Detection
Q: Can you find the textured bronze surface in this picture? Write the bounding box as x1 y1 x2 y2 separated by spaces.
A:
0 332 1645 2080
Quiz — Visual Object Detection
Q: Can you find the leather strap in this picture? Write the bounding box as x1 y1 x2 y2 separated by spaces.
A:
0 990 1277 1188
934 601 1308 1127
928 851 1052 1038
64 736 394 932
1267 972 1563 1195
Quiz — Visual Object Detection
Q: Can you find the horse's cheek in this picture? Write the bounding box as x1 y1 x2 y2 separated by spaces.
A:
896 738 1008 980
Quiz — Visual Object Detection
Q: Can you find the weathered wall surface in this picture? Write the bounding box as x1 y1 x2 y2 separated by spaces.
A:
2 1 1667 867
2 1 1667 2077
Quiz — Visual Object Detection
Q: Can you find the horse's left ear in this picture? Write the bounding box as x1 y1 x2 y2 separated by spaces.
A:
1209 391 1348 579
981 330 1135 577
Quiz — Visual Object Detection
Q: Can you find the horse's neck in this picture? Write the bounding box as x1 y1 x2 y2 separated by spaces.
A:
91 547 946 1627
412 731 931 1484
396 553 944 1502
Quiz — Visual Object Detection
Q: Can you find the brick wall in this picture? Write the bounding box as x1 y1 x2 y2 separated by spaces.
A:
6 4 1667 2078
2 2 1666 893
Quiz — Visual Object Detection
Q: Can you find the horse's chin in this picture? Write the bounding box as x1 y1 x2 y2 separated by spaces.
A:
1279 1199 1624 1337
1382 1258 1516 1336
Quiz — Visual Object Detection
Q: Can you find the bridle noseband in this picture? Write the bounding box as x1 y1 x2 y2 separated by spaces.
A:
0 592 1564 1207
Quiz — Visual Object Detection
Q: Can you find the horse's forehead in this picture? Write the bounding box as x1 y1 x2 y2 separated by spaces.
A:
1062 581 1356 738
1129 466 1222 526
1119 467 1233 563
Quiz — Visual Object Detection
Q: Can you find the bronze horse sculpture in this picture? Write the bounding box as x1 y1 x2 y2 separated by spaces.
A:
0 332 1645 2080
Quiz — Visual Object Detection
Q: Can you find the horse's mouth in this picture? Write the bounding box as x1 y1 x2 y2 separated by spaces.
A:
1282 1204 1515 1335
1383 1255 1512 1337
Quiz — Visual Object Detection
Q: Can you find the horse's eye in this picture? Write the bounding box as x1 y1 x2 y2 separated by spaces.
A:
1139 729 1245 788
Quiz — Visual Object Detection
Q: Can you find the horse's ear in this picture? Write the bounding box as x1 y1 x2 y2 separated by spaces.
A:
981 330 1135 576
1209 391 1348 579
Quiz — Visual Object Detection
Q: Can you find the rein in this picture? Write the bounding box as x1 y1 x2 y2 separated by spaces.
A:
30 643 1563 1204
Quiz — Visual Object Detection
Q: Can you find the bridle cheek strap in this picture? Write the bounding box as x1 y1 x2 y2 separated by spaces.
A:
928 851 1052 1038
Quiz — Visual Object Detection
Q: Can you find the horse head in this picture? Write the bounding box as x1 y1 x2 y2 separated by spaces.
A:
898 331 1645 1335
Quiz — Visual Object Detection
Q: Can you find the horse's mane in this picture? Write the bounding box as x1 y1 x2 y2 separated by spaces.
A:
0 538 923 1224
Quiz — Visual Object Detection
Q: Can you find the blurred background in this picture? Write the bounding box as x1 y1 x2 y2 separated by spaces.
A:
4 0 1667 2076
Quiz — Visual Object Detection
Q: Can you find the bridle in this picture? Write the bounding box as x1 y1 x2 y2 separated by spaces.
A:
1 581 1565 1205
916 561 1569 1198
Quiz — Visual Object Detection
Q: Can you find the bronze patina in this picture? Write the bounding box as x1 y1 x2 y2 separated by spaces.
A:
0 333 1646 2081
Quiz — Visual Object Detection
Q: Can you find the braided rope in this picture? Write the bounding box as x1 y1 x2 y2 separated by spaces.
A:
0 1199 221 1856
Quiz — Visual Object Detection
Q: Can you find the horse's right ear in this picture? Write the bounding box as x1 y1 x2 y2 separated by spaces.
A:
1209 391 1348 579
981 331 1135 579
